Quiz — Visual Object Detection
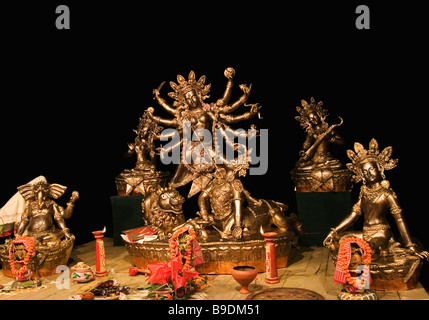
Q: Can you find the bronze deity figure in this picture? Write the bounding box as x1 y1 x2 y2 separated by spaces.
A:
190 160 304 241
291 97 351 192
147 67 260 198
15 179 78 248
142 68 301 242
115 110 169 196
125 110 162 172
0 177 78 277
324 139 428 289
122 68 302 275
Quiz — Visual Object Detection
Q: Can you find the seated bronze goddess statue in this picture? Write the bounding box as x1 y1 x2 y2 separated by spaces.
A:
323 139 428 290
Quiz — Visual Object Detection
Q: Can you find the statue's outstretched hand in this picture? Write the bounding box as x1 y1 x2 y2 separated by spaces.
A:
239 84 252 95
409 246 429 260
69 191 79 204
323 229 337 247
152 81 165 97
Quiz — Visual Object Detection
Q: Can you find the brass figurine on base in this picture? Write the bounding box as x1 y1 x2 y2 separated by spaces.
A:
0 176 78 279
123 68 302 274
324 139 428 290
291 97 351 192
115 110 169 196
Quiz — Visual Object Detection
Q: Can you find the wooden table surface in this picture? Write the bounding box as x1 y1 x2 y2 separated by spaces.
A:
1 237 428 300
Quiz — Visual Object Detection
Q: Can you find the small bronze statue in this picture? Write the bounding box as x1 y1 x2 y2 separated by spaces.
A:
291 97 351 192
125 110 162 172
0 176 78 278
15 179 78 248
324 139 428 289
115 110 169 196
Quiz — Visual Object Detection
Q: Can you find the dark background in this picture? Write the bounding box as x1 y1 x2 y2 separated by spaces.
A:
1 2 428 291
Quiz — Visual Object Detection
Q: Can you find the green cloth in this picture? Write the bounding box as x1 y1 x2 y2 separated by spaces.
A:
296 191 353 246
110 195 144 246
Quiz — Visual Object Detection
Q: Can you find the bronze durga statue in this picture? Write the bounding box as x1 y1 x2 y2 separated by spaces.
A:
147 67 260 198
128 67 303 242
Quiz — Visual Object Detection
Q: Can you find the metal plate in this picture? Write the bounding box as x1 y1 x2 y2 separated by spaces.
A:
246 288 325 300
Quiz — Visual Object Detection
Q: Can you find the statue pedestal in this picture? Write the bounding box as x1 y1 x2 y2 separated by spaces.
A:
124 231 296 274
115 170 169 196
110 195 144 246
296 191 353 246
329 247 423 291
0 239 74 278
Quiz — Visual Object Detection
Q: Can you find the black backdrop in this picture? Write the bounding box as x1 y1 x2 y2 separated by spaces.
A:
1 2 428 291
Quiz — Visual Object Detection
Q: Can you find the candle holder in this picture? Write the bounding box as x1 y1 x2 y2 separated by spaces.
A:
92 227 108 277
261 231 279 284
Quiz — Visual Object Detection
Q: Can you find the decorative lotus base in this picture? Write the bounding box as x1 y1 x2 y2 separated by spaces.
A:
115 169 169 196
124 231 296 274
291 167 352 192
329 249 423 291
0 239 74 278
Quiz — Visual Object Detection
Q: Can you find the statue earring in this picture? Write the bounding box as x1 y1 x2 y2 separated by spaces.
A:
380 171 390 188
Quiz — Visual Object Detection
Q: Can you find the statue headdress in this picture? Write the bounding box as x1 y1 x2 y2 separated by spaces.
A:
346 138 398 183
295 97 329 131
17 179 67 201
167 70 211 107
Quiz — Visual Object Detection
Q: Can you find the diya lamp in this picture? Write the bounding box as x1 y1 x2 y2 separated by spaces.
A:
92 226 108 277
231 265 258 294
260 227 279 284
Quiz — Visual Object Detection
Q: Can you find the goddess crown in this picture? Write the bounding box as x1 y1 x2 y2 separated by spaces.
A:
167 70 211 107
346 138 398 183
295 97 329 130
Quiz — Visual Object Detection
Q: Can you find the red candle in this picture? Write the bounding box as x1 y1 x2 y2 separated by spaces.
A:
261 231 279 284
92 227 108 277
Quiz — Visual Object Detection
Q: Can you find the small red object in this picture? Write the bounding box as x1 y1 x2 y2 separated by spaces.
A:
262 231 279 284
92 227 108 277
128 267 151 276
129 267 139 276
